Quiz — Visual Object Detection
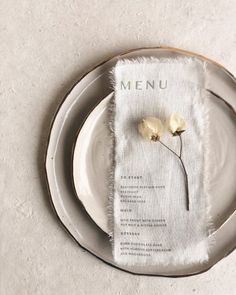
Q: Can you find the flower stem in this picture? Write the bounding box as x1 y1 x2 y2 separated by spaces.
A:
159 140 179 158
159 136 190 211
178 134 189 211
179 133 183 158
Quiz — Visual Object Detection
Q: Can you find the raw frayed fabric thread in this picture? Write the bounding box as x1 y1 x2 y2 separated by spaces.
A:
107 93 116 241
108 57 215 266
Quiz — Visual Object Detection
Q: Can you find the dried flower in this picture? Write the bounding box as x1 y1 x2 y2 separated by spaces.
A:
138 113 189 210
138 117 164 141
169 112 187 136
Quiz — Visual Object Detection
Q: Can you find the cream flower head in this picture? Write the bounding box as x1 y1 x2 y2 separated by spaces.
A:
138 117 164 141
168 112 187 136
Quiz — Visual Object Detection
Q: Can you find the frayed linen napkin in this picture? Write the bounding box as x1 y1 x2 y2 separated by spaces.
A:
109 57 214 266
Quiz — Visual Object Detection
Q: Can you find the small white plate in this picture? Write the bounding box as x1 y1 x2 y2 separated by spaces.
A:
72 93 113 233
45 47 236 276
72 91 236 234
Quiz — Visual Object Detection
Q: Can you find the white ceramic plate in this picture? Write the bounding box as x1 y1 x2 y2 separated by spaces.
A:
72 91 236 234
45 47 236 276
72 93 114 233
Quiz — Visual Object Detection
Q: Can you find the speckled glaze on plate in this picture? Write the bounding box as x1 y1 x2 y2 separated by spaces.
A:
45 47 236 276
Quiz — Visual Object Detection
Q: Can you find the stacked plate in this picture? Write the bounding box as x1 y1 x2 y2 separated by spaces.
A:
45 47 236 276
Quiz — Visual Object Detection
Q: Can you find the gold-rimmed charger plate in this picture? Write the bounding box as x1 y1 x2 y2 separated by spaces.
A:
45 47 236 276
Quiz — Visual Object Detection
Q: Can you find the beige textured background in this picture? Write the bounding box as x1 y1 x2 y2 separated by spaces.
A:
0 1 236 294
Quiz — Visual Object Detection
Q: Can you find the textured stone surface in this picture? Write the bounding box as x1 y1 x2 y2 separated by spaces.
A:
0 1 236 294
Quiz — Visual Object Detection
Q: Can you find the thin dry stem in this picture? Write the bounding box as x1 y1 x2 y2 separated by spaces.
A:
159 134 190 211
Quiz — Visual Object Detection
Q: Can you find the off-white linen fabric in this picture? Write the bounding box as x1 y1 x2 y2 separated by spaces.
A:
109 58 213 266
